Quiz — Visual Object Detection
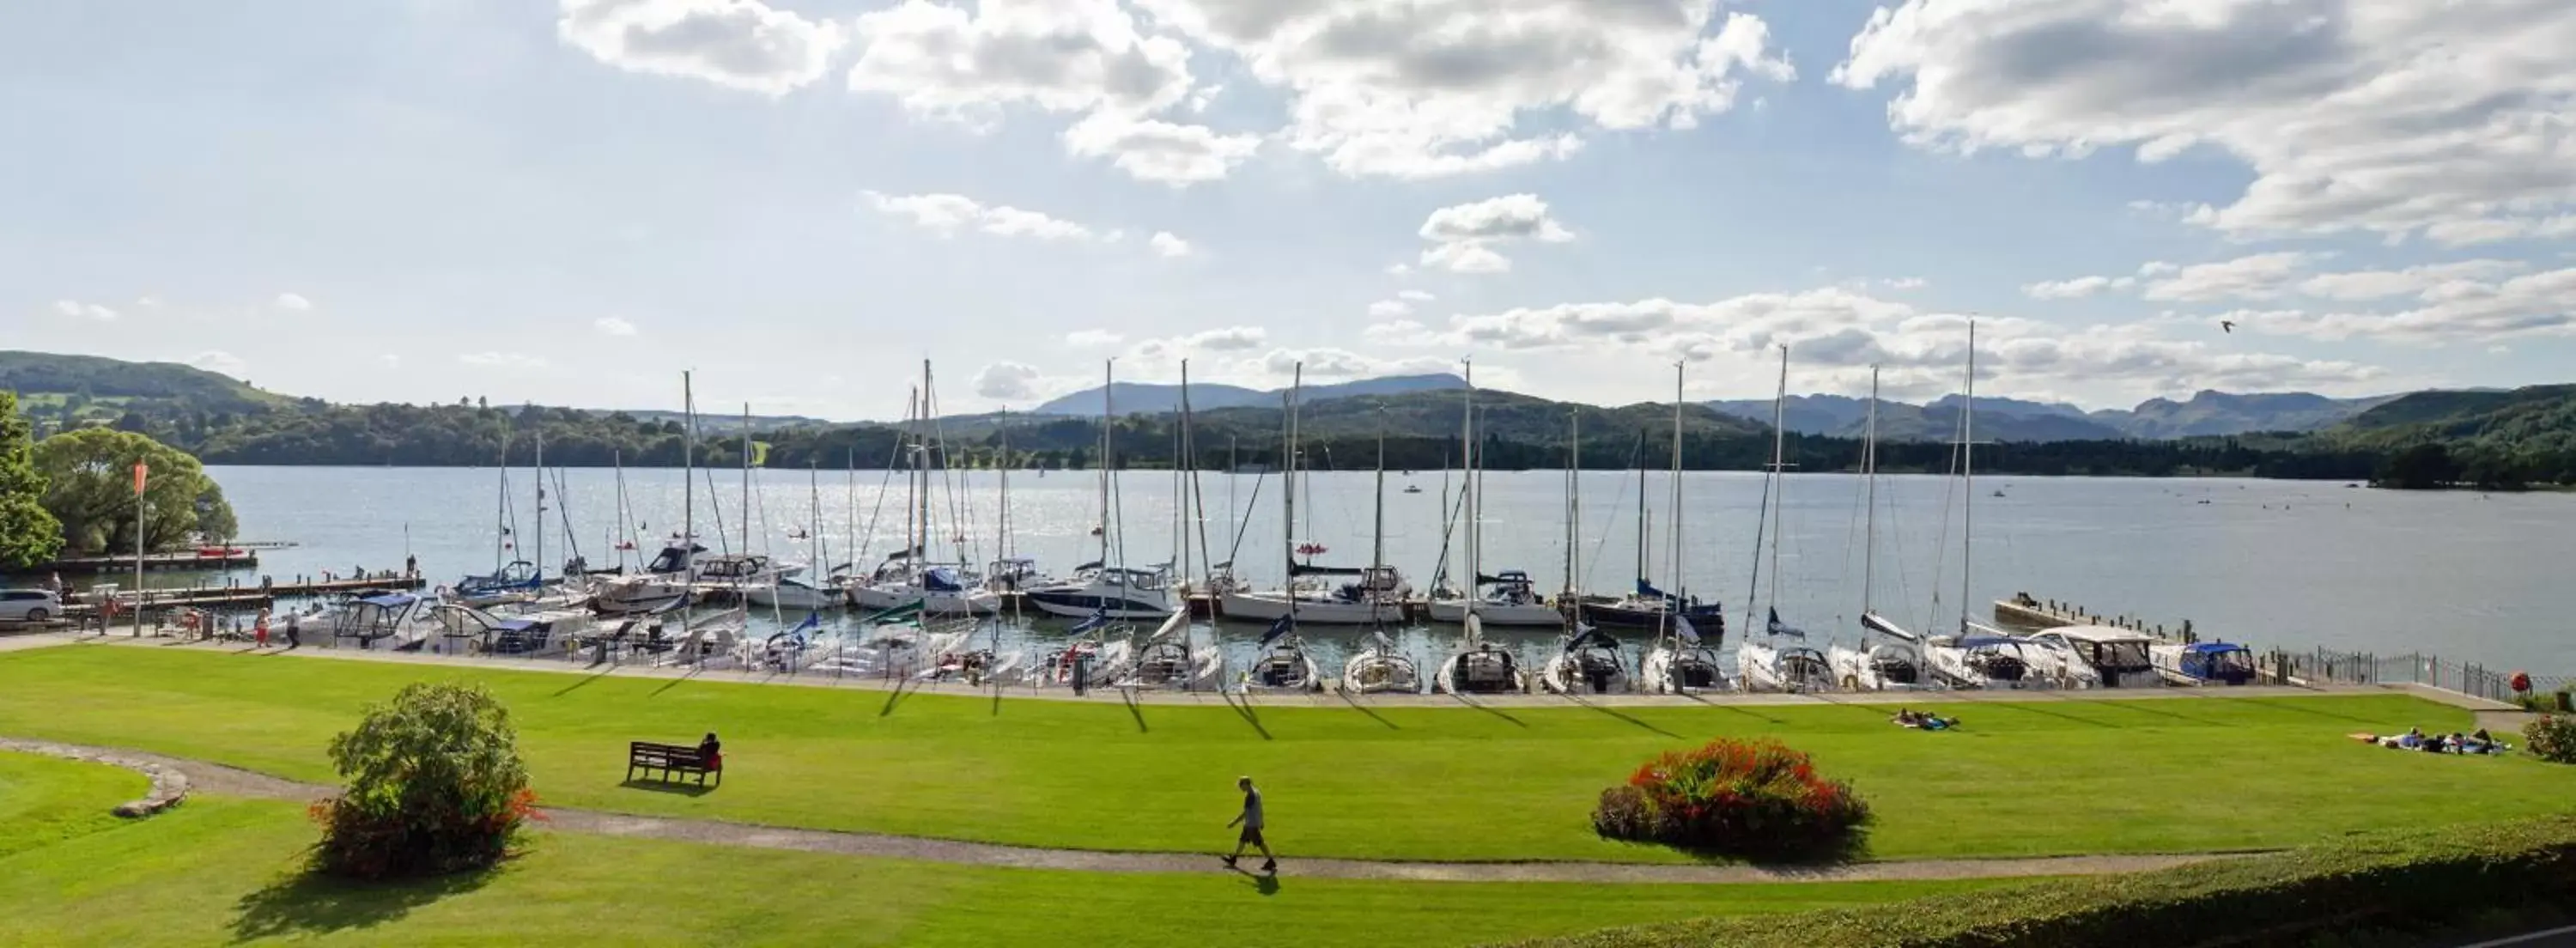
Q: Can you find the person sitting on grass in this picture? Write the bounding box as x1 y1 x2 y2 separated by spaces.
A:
1891 708 1922 728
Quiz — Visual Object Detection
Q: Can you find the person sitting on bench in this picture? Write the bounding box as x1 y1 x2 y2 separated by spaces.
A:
698 732 723 773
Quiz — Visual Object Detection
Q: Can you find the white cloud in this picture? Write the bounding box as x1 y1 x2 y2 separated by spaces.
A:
1363 319 1434 345
52 300 117 321
1396 289 1436 302
133 295 160 308
2427 216 2576 247
974 361 1043 400
557 0 848 96
2140 252 2326 302
2022 276 2134 300
1248 347 1455 380
1834 0 2576 242
1138 1 1792 178
1882 276 1929 290
1418 194 1574 274
2231 266 2576 343
848 0 1192 118
593 316 640 337
861 191 1099 241
1060 112 1262 185
1367 299 1413 318
1147 231 1194 258
1385 262 1413 276
1177 325 1266 351
2295 260 2529 301
459 351 551 371
186 350 247 377
274 292 313 312
380 355 403 368
1065 329 1125 347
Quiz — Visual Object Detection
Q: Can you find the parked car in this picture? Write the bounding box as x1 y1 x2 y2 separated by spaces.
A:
0 589 61 623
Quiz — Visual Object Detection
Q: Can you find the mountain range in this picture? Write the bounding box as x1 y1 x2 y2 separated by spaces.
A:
1026 373 1467 416
1704 390 2401 442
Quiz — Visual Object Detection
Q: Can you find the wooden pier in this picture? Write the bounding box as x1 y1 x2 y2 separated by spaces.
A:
12 551 258 575
57 574 428 619
1993 593 2196 642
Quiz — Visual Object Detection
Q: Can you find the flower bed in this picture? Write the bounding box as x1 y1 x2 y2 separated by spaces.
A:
1591 738 1869 859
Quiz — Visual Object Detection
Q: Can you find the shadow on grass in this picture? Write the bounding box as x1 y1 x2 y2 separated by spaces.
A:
1228 866 1283 896
1675 692 1786 726
1334 689 1400 730
1596 829 1874 871
550 667 617 698
1447 694 1528 727
1985 701 2117 728
879 677 923 718
1563 695 1683 738
1223 690 1273 741
229 866 498 943
617 778 717 797
648 672 699 698
1121 689 1151 733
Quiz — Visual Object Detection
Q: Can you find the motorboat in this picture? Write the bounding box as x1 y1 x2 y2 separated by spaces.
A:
2018 635 2104 689
590 542 705 614
1024 564 1176 620
1340 629 1419 695
982 557 1048 593
1434 617 1528 695
328 592 432 651
1925 631 2044 690
1540 626 1630 695
2027 624 2161 689
422 603 574 658
1577 582 1728 631
852 566 1000 616
1220 565 1409 625
455 560 544 606
696 553 799 586
2153 641 2259 686
1737 610 1836 693
1425 570 1563 627
1827 613 1930 691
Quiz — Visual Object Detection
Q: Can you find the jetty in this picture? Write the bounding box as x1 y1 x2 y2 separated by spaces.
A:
55 574 428 620
17 550 258 575
1994 592 2196 642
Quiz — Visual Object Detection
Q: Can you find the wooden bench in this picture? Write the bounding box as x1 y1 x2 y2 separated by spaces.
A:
626 741 721 787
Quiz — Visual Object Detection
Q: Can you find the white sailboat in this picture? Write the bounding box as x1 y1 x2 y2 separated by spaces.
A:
1637 362 1729 693
1434 361 1529 696
1540 624 1631 694
1923 321 2047 690
1737 348 1836 693
853 362 999 616
748 465 843 611
1025 361 1176 621
1219 364 1410 624
1117 609 1226 690
1426 373 1563 627
1339 629 1420 694
592 376 704 615
1827 367 1932 690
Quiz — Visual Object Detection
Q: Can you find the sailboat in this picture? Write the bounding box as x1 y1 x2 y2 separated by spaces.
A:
748 465 844 611
853 362 999 616
1340 629 1420 694
592 378 704 616
1923 321 2044 690
1736 348 1836 693
1636 362 1729 693
1433 361 1528 695
1218 364 1410 624
457 429 545 605
1117 609 1226 690
1025 361 1176 620
1426 371 1563 627
1826 367 1930 690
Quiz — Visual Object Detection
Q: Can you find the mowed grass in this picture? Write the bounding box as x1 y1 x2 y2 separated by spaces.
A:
0 644 2567 863
0 750 146 860
0 755 1991 948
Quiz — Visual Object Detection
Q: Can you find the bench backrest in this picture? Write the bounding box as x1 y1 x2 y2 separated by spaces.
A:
630 742 709 765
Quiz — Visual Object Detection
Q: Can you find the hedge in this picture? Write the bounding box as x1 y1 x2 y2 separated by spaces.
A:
1508 817 2576 948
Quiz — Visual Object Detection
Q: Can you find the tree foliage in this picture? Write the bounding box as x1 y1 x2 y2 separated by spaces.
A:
314 682 536 879
32 427 237 554
0 392 65 569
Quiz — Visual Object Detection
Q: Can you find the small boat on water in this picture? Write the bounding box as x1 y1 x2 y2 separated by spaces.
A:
1340 629 1419 695
1024 564 1176 620
746 575 841 611
2153 641 2258 686
2028 624 2159 688
1829 612 1929 691
1925 630 2044 690
1116 611 1223 690
1426 571 1563 627
1540 625 1629 695
1738 610 1835 693
1638 614 1728 694
1242 617 1322 692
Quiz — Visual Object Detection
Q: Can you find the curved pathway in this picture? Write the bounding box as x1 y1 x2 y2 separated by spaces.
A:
2 736 2245 884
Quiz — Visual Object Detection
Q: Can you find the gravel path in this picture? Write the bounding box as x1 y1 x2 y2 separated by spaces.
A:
2 735 2243 884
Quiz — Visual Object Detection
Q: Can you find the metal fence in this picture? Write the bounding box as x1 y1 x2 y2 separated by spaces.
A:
2275 647 2573 705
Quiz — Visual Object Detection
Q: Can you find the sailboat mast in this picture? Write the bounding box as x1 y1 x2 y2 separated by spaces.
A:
1282 363 1302 623
1862 367 1880 616
1100 360 1117 610
1461 359 1477 616
1669 362 1685 617
534 432 545 581
1372 422 1387 570
740 404 751 558
1766 349 1787 616
1564 410 1579 600
1960 321 1978 635
1183 360 1212 592
682 372 696 558
996 413 1012 565
918 362 933 567
493 427 508 574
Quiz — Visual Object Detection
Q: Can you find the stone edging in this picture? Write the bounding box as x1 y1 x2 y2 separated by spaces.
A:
0 738 191 818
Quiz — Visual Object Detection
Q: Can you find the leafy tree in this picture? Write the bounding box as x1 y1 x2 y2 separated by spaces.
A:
33 427 236 553
2376 443 2458 490
0 392 65 569
314 682 535 878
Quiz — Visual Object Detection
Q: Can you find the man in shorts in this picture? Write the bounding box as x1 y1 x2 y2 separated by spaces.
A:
1221 775 1276 873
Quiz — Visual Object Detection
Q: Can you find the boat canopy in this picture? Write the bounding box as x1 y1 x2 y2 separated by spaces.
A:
2046 623 2154 644
359 592 419 609
921 568 966 592
1291 563 1367 577
1953 635 2024 650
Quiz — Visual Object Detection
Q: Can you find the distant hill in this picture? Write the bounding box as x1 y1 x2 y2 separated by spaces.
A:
1 350 287 430
1711 389 2388 441
1030 373 1467 416
586 408 831 433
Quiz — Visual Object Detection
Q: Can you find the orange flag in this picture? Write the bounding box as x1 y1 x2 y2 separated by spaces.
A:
133 462 149 495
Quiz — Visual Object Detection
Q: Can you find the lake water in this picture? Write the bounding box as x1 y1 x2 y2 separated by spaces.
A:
136 465 2576 673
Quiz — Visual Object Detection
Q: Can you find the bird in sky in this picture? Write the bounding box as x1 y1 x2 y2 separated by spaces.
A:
2221 319 2236 333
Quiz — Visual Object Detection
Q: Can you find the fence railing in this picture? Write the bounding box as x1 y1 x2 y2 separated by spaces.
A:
2275 648 2571 705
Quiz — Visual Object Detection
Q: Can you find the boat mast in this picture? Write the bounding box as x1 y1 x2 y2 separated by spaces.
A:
1766 349 1787 624
1863 367 1880 617
1372 416 1387 571
1565 410 1581 611
1183 360 1212 593
918 361 933 571
1099 359 1118 602
534 431 545 583
682 372 695 557
493 426 509 575
996 412 1012 568
1669 361 1685 634
1281 363 1302 626
740 403 751 561
1960 320 1978 635
1461 359 1476 619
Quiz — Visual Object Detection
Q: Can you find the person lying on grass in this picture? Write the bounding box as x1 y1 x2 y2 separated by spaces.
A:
1891 709 1960 731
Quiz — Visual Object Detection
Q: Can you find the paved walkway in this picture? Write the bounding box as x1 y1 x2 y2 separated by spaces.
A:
1 735 2240 884
3 631 2508 711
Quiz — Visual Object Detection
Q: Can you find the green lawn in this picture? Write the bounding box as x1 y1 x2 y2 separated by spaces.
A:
0 753 1990 947
0 750 146 860
0 645 2566 863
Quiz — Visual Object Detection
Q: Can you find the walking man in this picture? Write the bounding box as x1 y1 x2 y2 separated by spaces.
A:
1221 775 1276 873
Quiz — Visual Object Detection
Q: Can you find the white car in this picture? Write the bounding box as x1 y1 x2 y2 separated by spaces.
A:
0 589 61 623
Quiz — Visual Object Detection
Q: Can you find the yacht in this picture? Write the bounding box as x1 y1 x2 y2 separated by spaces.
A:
1024 564 1175 620
1540 625 1629 695
1425 571 1563 626
1339 629 1419 695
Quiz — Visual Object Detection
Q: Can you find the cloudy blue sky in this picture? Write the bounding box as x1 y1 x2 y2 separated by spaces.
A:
8 0 2572 420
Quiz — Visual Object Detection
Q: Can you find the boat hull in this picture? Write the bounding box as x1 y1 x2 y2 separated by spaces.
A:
1024 587 1175 620
1218 592 1401 625
1423 599 1563 626
1340 651 1420 694
1639 647 1730 694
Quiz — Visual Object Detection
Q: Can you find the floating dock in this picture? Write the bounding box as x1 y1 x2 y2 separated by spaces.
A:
14 551 258 575
1993 593 2195 642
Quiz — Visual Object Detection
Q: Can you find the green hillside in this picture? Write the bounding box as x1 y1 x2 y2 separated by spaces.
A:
2318 386 2576 487
0 350 288 430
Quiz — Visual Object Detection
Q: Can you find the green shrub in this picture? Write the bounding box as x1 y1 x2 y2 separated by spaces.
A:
1515 817 2576 948
2526 714 2576 764
312 682 537 879
1590 738 1869 860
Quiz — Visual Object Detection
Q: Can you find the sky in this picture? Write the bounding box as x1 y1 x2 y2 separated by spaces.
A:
5 0 2573 421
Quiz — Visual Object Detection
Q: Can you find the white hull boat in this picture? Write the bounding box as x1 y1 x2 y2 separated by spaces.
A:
746 577 843 611
1827 641 1931 691
1218 591 1400 625
1424 599 1561 626
1340 633 1420 694
1540 629 1630 695
1639 643 1730 693
1024 569 1176 620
